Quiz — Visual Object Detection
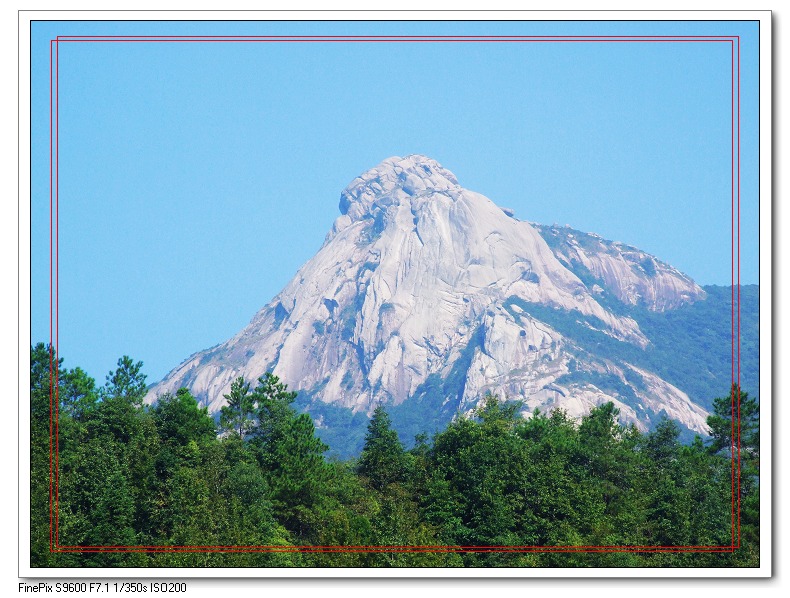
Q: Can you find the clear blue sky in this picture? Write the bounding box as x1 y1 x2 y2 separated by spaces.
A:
30 19 760 384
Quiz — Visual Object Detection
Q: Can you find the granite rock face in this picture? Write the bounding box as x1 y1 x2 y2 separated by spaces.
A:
146 155 710 435
534 224 706 311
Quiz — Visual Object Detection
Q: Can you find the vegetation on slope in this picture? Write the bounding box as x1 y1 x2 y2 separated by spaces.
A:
30 344 759 568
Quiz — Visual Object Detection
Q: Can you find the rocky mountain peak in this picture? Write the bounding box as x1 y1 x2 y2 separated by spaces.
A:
147 156 713 451
337 155 460 225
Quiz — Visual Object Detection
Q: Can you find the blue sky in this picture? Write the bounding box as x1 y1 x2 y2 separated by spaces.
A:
30 19 760 383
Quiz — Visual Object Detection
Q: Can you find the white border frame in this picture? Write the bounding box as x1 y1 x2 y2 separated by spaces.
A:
17 8 773 580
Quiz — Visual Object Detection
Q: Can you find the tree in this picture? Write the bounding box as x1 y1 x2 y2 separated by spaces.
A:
474 393 523 430
154 388 216 447
578 401 621 450
707 384 759 460
30 344 61 565
267 413 330 535
250 372 298 452
642 418 691 546
424 395 530 549
101 356 147 405
357 405 408 491
706 385 760 555
679 437 731 548
516 407 603 548
61 367 98 419
645 417 681 467
219 377 254 440
222 461 274 535
228 373 332 539
58 438 138 562
576 402 625 517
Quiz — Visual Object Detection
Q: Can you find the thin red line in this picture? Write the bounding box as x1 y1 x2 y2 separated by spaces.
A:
55 37 60 550
57 543 733 549
48 39 54 554
53 547 735 554
730 37 739 546
56 34 740 39
53 544 736 551
52 38 734 43
54 545 733 552
54 552 736 556
55 35 738 39
736 35 742 550
48 33 743 555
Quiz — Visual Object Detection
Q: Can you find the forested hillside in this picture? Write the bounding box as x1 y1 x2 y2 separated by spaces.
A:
31 344 759 568
282 284 760 458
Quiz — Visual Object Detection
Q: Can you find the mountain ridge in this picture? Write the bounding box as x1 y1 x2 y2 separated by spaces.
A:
146 155 725 448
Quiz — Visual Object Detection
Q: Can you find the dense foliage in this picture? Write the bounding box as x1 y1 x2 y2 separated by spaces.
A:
31 344 759 568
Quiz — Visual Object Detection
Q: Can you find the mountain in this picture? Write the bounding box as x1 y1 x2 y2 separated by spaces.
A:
146 154 750 456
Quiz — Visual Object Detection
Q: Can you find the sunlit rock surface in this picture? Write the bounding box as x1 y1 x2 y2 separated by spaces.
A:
146 155 710 435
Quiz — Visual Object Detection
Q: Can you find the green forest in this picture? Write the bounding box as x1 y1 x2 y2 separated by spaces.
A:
30 343 759 568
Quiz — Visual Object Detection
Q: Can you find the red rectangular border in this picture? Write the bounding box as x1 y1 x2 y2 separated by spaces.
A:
47 34 743 555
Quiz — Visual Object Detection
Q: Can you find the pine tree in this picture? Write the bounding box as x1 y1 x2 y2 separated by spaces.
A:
101 356 147 405
357 405 407 491
30 344 61 565
219 377 254 440
250 372 298 451
707 385 760 560
61 367 98 419
707 384 759 460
